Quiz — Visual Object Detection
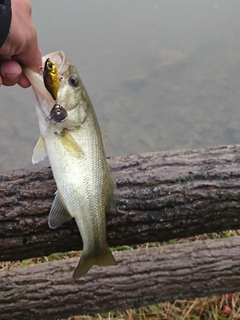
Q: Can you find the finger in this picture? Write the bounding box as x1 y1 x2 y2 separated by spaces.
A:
0 60 22 86
15 45 42 72
1 76 21 86
1 60 22 76
14 28 42 72
18 74 31 88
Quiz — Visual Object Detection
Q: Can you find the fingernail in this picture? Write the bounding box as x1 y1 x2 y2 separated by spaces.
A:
5 73 19 79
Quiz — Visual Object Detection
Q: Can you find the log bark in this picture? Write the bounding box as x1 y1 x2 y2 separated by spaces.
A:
1 144 240 261
1 236 240 320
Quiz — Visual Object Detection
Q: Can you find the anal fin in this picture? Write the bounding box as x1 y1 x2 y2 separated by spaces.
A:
48 191 72 229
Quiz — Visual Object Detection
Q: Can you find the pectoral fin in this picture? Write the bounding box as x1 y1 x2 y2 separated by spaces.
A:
60 130 84 158
32 136 48 164
48 191 72 229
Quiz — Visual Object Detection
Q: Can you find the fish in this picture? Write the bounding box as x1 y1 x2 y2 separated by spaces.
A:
24 51 117 278
43 57 60 100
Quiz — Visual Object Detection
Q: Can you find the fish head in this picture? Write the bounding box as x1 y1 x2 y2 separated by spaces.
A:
24 51 88 135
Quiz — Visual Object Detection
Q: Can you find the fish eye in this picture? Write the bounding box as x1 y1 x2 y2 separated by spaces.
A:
69 75 78 87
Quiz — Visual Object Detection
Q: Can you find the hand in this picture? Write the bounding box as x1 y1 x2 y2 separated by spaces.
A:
0 0 42 88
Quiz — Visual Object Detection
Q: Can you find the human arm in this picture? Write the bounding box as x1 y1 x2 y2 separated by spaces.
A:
0 0 42 87
0 0 12 48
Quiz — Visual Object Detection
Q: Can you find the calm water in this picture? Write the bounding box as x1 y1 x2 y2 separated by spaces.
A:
1 0 240 171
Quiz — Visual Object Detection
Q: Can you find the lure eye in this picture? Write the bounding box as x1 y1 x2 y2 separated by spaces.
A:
49 104 68 123
69 75 78 87
46 60 53 70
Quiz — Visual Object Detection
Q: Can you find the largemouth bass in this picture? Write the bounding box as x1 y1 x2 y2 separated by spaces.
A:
24 51 117 278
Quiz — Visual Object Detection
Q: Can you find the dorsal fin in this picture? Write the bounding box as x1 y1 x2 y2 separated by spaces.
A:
100 127 107 149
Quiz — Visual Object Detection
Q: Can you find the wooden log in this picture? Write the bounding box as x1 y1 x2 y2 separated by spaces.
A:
1 144 240 261
1 236 240 320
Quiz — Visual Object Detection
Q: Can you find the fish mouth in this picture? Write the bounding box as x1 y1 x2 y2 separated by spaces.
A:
24 50 67 81
24 50 68 91
42 51 68 75
24 51 69 119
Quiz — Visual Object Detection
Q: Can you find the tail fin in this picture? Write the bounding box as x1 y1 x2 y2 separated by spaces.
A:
73 246 117 279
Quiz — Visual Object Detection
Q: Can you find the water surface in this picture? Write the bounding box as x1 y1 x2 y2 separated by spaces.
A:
0 0 240 171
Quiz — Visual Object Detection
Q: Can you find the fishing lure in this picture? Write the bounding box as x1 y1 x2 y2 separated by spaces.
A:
43 58 60 101
45 104 68 124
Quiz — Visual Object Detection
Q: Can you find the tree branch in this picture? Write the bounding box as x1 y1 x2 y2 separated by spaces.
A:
1 144 240 261
1 236 240 320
